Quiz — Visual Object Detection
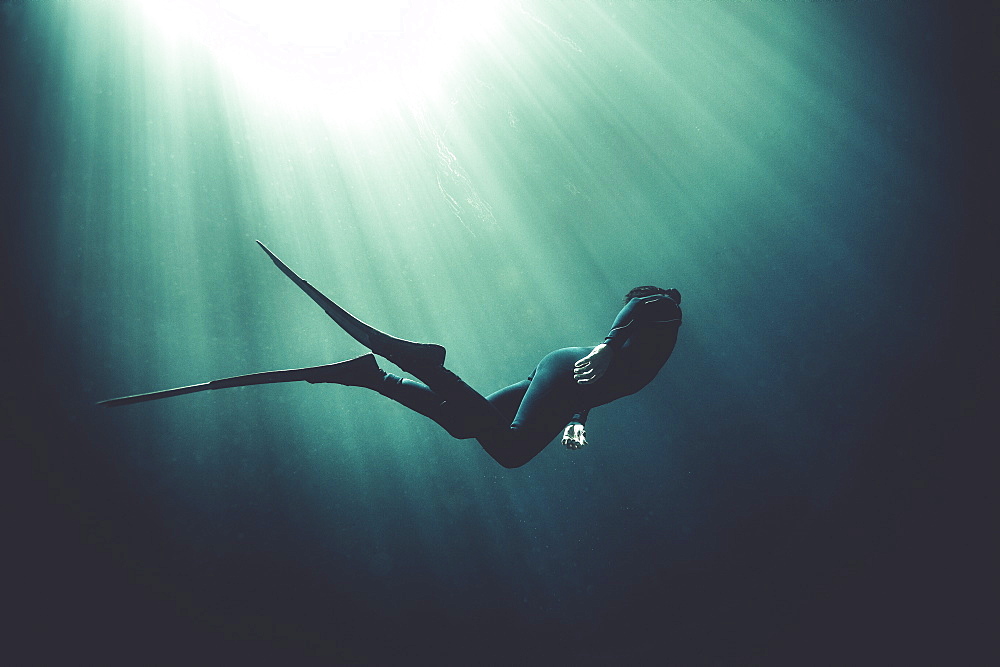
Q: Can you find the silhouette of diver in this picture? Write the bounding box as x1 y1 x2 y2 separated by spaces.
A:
100 242 682 468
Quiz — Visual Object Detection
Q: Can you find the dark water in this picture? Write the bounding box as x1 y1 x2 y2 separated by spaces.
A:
3 1 991 664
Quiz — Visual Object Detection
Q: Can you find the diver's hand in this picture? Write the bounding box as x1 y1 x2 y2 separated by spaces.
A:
574 344 612 384
562 423 587 449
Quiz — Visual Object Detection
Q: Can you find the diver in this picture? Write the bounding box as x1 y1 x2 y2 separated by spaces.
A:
100 242 682 468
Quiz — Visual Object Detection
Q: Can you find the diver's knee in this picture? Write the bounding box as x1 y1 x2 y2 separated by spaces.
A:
490 426 546 468
444 425 479 440
491 450 531 469
505 453 538 468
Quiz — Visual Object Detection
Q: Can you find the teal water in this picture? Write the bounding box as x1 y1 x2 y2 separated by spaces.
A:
4 1 987 663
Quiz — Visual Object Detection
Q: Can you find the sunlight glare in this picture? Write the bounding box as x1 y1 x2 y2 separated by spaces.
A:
135 0 501 118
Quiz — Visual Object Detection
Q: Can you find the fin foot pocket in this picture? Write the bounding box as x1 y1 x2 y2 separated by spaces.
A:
305 354 384 386
376 339 446 372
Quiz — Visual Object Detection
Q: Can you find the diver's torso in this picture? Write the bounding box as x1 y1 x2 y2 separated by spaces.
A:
534 325 679 409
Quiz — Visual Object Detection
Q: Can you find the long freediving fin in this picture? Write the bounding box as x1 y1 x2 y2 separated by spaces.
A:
255 240 444 370
98 360 371 407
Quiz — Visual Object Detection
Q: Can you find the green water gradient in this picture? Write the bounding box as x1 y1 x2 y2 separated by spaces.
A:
5 0 975 662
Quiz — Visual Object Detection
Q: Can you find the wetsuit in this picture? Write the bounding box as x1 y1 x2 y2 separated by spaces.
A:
373 291 682 468
98 242 682 467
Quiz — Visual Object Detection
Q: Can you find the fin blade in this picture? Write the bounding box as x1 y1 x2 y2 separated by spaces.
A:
255 241 445 371
98 363 355 407
256 240 377 348
97 382 213 407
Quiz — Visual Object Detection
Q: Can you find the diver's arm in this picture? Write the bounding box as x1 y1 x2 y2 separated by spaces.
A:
575 294 681 384
574 344 613 384
576 297 663 383
601 297 647 350
602 295 680 351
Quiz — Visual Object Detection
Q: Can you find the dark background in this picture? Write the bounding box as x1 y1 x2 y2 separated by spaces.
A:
2 4 994 664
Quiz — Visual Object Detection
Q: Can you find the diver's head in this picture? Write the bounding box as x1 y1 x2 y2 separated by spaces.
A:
624 286 681 305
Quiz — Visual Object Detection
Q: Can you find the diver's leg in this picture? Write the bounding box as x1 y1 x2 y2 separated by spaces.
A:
474 348 589 468
257 240 507 423
373 374 528 440
400 363 506 428
256 242 515 430
340 353 570 468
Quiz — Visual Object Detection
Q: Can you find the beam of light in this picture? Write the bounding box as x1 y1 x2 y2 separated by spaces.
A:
132 0 502 121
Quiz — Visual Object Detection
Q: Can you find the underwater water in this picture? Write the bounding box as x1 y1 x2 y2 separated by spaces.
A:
3 1 990 664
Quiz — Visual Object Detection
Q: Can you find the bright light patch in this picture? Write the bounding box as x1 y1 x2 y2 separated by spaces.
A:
217 0 411 49
134 0 500 119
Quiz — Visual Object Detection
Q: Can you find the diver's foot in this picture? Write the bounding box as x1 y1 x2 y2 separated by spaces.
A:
306 354 385 388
